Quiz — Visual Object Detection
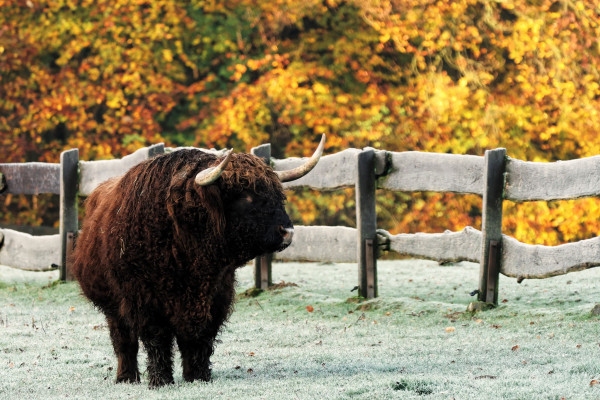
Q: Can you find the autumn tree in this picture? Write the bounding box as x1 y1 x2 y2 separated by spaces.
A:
2 0 600 245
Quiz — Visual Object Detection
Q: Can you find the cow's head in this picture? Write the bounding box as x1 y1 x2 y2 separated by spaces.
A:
194 135 325 257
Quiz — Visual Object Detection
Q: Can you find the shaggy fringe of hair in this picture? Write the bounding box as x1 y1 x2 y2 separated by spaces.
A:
70 148 289 386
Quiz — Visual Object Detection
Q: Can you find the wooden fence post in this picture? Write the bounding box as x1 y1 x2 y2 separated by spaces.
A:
0 172 6 193
477 148 506 305
59 148 79 281
148 143 165 157
251 143 273 290
356 148 378 299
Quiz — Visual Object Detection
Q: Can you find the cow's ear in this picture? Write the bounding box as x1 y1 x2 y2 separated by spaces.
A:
168 164 196 196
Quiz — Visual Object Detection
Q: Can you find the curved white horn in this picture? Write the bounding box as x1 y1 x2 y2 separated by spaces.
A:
194 149 233 186
275 134 326 182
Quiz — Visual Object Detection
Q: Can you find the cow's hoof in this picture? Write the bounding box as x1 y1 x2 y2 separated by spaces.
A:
183 368 211 383
116 371 140 384
148 374 174 389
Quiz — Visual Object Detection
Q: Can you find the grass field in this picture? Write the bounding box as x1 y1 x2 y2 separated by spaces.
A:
1 260 600 399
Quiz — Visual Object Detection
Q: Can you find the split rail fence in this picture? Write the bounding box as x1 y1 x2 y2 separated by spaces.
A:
2 143 600 305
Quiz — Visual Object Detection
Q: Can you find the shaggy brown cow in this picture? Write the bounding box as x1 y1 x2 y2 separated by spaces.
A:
71 136 324 388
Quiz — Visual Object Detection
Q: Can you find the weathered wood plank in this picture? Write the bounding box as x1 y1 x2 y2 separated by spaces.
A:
59 149 79 281
0 172 6 193
505 156 600 202
356 149 378 298
0 163 60 194
79 144 164 196
386 226 482 263
0 229 60 271
275 225 357 262
478 148 506 304
379 152 485 195
501 235 600 279
251 143 273 289
65 232 76 281
274 149 361 190
148 143 165 158
385 226 600 280
274 148 390 190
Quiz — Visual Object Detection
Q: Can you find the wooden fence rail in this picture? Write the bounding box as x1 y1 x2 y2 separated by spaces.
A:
261 146 600 305
0 161 62 271
2 144 600 307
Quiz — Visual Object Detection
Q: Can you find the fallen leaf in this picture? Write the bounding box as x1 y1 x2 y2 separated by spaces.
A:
248 352 255 356
306 305 314 312
501 299 508 303
591 380 599 387
576 344 582 348
475 375 497 380
445 327 456 333
68 306 75 312
475 319 483 324
247 368 253 373
511 345 520 351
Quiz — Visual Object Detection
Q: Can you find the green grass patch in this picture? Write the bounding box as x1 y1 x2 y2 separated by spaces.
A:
1 261 600 399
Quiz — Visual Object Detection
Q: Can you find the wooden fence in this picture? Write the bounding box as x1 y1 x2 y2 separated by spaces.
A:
0 144 164 279
2 144 600 306
258 145 600 305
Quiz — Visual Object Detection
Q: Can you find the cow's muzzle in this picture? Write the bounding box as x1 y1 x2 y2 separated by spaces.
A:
279 226 294 248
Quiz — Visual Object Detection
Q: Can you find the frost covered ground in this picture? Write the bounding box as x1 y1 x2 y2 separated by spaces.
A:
1 260 600 399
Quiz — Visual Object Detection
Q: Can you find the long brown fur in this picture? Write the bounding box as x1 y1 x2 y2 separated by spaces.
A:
71 149 291 387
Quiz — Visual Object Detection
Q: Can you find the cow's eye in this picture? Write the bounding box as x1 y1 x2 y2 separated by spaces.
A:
230 192 254 213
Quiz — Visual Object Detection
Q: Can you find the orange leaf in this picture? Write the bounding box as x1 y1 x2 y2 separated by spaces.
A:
306 305 314 312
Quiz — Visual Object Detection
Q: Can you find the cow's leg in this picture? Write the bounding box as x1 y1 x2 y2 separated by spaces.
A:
176 335 214 382
177 277 236 383
107 315 140 383
140 325 175 388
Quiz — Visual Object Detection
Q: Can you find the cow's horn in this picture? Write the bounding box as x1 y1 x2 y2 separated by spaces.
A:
195 149 233 186
275 134 325 182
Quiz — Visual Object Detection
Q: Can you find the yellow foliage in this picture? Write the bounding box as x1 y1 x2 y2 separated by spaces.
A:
3 0 600 244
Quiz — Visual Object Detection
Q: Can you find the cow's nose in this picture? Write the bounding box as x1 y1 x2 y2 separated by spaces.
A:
279 226 294 245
